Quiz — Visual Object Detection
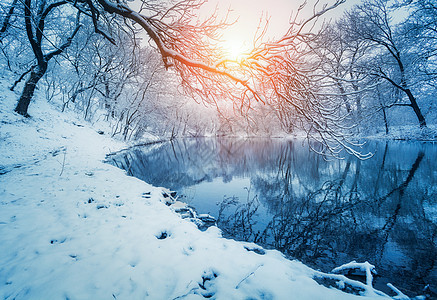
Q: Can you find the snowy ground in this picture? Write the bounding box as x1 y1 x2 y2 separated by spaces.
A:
366 125 437 141
0 77 413 299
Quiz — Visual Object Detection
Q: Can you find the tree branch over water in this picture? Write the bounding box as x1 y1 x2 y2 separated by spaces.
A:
7 0 375 157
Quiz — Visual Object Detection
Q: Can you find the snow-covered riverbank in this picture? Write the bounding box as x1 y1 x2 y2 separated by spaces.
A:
0 78 410 299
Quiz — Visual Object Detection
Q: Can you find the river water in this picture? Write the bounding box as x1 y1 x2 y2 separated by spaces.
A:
107 138 437 297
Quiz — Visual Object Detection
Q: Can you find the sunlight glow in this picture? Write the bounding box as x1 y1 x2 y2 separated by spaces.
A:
222 39 249 62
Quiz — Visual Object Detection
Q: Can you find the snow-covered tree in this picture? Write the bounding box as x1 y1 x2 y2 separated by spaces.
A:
343 0 427 128
13 0 81 116
5 0 382 155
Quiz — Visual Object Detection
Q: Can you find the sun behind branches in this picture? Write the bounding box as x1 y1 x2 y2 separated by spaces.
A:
221 38 249 62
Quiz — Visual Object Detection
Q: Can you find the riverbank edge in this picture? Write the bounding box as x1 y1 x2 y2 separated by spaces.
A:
0 77 406 299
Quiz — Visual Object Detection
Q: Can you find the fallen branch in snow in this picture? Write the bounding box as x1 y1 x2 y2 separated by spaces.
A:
387 283 409 300
235 264 263 289
313 261 412 299
314 270 389 298
332 261 377 289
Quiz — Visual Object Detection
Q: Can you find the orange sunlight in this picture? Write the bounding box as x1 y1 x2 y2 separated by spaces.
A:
221 38 250 62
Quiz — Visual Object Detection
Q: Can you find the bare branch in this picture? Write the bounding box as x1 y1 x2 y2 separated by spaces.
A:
0 0 18 41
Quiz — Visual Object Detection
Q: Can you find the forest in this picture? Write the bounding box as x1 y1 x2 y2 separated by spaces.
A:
1 0 436 153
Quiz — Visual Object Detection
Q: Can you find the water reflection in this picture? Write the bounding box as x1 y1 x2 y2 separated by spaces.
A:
107 138 437 297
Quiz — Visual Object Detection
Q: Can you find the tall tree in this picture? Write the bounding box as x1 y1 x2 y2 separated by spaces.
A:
14 0 254 117
399 0 437 90
14 0 81 116
345 0 427 127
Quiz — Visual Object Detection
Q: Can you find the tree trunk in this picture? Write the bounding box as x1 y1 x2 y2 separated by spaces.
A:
352 83 362 120
335 80 351 113
381 104 389 135
14 64 47 117
405 89 427 128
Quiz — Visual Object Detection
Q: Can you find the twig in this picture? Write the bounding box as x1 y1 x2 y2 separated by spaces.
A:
235 264 263 289
59 151 66 176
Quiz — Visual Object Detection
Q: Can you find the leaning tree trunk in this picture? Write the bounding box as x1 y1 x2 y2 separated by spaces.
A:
14 64 47 117
14 0 81 117
405 89 427 128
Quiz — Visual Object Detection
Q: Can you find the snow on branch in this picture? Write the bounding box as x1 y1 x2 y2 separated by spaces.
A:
332 261 377 289
313 260 412 299
86 0 369 158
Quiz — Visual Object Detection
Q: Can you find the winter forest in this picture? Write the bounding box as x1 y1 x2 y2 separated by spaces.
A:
0 0 436 299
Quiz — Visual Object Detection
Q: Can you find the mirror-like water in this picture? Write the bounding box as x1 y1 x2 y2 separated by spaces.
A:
107 138 437 297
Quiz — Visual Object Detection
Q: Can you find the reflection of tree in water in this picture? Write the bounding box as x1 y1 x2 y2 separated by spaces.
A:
217 149 436 297
108 138 437 297
217 179 360 263
217 191 262 243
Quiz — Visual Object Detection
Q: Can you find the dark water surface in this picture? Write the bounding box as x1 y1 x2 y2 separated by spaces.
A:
107 138 437 297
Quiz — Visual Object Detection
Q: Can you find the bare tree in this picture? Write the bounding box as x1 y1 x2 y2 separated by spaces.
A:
14 0 81 116
11 0 374 156
344 0 427 128
14 0 259 117
399 0 437 90
308 20 372 121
